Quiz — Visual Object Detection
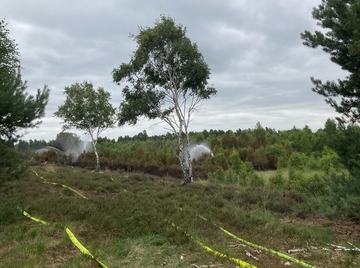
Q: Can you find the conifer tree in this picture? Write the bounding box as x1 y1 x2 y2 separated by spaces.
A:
0 19 49 183
301 0 360 123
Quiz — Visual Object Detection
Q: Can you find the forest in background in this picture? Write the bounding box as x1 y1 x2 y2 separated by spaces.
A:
15 119 341 174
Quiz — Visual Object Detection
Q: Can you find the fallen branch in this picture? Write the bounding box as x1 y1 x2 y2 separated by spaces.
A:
287 248 306 254
348 242 360 252
326 243 360 252
228 243 246 248
246 250 260 261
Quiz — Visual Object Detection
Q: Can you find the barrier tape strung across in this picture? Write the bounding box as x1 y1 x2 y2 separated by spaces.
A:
164 219 257 268
32 170 88 199
19 209 108 268
30 170 312 267
65 227 108 268
20 209 49 225
195 214 316 268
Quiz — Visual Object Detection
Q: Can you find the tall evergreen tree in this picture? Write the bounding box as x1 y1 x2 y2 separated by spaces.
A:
0 19 49 183
301 0 360 123
0 19 50 141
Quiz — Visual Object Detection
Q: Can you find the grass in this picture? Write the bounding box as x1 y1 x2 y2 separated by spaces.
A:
0 165 359 267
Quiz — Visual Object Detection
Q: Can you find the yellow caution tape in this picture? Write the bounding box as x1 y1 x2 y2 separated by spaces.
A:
32 170 47 182
32 170 88 199
20 209 49 225
196 214 316 268
165 219 257 268
65 227 108 268
19 209 108 268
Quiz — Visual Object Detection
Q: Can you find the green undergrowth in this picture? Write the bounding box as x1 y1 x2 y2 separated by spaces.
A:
0 165 359 267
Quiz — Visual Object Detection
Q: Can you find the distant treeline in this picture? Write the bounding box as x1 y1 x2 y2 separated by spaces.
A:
16 120 342 177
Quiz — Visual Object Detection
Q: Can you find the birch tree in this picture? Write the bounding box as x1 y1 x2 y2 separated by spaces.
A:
54 81 116 171
112 16 216 185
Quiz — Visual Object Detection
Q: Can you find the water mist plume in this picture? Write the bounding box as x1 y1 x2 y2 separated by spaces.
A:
35 138 93 162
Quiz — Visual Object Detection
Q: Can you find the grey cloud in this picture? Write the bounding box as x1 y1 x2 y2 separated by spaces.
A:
1 0 341 141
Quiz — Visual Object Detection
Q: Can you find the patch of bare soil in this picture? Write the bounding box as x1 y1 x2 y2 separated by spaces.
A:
283 213 360 240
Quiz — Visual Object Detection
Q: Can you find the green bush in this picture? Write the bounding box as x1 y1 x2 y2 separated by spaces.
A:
288 152 307 170
229 150 242 174
209 158 262 187
268 171 287 190
248 173 265 187
224 168 238 184
216 152 228 170
207 167 226 184
0 143 28 184
289 170 329 196
307 154 320 170
319 146 341 173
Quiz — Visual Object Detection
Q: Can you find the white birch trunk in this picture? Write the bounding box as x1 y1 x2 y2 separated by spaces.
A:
176 125 189 185
89 132 100 171
147 50 203 185
176 133 193 185
185 131 193 184
173 97 193 185
93 142 100 171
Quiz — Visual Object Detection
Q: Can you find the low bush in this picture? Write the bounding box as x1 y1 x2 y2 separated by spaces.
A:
268 171 287 190
289 169 329 196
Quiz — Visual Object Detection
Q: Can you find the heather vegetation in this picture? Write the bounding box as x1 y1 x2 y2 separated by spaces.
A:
7 119 360 267
2 1 360 266
13 119 360 222
1 163 359 267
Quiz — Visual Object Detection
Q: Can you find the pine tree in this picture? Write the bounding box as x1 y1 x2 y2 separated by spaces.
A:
301 0 360 123
0 19 49 183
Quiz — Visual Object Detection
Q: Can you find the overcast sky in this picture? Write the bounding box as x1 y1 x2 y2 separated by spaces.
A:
2 0 347 141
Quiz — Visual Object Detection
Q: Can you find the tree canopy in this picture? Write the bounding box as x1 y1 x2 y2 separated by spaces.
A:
0 19 50 141
112 15 216 125
54 81 116 170
0 19 20 75
301 0 360 123
0 18 49 183
112 15 216 185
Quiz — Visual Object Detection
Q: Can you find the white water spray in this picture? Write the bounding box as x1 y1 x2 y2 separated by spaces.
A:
183 143 214 167
67 137 93 162
35 137 93 162
189 143 214 161
34 146 63 154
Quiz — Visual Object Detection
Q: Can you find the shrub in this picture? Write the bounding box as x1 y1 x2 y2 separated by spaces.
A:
224 168 238 184
230 150 242 174
207 167 226 184
0 143 28 184
288 152 307 170
319 146 341 174
268 171 287 190
248 173 265 187
216 152 228 170
289 170 329 196
208 159 260 187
